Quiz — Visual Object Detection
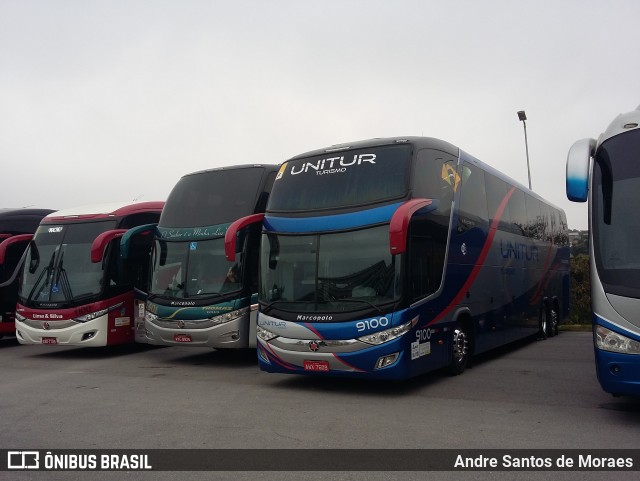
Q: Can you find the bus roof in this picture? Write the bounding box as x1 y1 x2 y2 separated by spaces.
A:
43 201 164 223
285 136 564 214
598 105 640 146
179 163 278 179
0 208 56 219
0 208 56 234
287 137 459 161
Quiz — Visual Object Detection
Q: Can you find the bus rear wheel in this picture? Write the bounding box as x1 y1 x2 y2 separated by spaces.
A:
538 306 548 341
549 305 559 337
448 321 471 376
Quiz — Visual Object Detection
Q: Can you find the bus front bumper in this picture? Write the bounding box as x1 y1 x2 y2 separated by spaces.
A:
144 313 252 348
595 349 640 397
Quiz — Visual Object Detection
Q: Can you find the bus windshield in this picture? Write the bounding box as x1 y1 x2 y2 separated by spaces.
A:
160 167 265 227
268 145 411 212
150 237 242 299
593 129 640 297
19 220 117 305
260 225 401 315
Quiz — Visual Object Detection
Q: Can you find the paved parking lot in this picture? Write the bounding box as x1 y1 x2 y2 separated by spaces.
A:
0 331 638 481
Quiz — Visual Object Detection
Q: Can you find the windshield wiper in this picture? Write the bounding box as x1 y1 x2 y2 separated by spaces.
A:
323 298 384 315
260 299 310 314
26 249 57 304
54 250 73 302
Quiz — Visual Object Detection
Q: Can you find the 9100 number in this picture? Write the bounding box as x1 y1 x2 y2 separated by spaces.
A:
356 317 390 332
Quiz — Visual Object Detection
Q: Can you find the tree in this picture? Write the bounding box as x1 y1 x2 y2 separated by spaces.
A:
569 254 591 324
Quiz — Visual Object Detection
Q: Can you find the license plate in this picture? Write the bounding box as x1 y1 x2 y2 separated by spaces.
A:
304 360 330 372
174 334 192 343
41 337 58 345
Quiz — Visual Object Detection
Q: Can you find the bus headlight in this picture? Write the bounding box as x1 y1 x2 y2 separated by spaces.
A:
145 311 158 323
595 325 640 354
15 312 26 322
210 307 249 326
358 319 413 346
257 325 278 342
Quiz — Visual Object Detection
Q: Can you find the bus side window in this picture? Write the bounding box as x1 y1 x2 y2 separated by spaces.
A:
457 163 489 233
413 149 456 217
485 173 511 231
408 225 446 301
508 189 526 236
525 195 541 239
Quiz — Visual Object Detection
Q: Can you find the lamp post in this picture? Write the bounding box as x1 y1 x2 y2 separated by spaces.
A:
517 110 532 190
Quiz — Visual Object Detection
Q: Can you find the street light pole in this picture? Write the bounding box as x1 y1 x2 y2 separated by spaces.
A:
517 110 532 190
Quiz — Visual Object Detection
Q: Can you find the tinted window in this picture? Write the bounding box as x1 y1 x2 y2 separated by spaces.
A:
509 189 526 236
559 211 569 246
413 149 456 218
120 212 161 230
525 195 541 239
593 129 640 297
160 167 265 227
268 145 411 212
458 163 488 232
485 173 511 232
408 215 447 301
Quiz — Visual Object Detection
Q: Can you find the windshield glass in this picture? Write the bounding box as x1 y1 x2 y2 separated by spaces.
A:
260 225 401 315
160 167 265 227
150 237 242 299
593 129 640 297
268 144 411 212
19 221 117 305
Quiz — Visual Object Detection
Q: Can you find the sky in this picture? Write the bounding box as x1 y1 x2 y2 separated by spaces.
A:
1 0 639 230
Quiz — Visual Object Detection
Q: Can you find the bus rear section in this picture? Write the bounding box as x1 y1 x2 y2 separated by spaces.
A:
0 208 55 337
258 137 570 380
567 106 640 396
15 201 163 347
141 164 277 349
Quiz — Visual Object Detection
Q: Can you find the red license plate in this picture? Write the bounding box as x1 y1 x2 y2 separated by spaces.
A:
174 334 192 343
41 337 58 345
304 360 330 372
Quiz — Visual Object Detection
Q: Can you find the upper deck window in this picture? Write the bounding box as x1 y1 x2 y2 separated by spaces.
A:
268 144 411 212
161 167 265 228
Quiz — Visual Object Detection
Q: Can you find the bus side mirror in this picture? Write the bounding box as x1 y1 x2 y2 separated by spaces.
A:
566 138 596 203
224 214 265 262
0 234 33 266
0 234 34 288
120 224 158 260
90 229 127 263
389 199 436 255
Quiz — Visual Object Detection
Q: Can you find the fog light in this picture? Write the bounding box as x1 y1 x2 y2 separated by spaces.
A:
82 331 97 341
375 352 399 369
611 364 621 374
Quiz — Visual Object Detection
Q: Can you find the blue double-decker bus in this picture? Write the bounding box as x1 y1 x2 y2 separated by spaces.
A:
256 137 570 379
567 106 640 396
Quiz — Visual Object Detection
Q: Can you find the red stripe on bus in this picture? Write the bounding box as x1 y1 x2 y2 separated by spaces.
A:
426 186 516 327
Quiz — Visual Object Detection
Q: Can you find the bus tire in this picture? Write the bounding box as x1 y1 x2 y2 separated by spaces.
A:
548 303 559 338
448 320 471 376
538 304 548 341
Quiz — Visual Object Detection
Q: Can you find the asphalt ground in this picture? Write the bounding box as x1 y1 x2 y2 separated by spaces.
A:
0 331 638 481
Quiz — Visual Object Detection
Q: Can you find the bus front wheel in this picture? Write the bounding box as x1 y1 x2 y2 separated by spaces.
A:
448 321 471 376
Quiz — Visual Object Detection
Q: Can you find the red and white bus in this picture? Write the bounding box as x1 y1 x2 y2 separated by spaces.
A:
15 201 163 347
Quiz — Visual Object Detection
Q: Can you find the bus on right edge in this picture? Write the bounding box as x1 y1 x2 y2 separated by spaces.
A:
567 105 640 397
